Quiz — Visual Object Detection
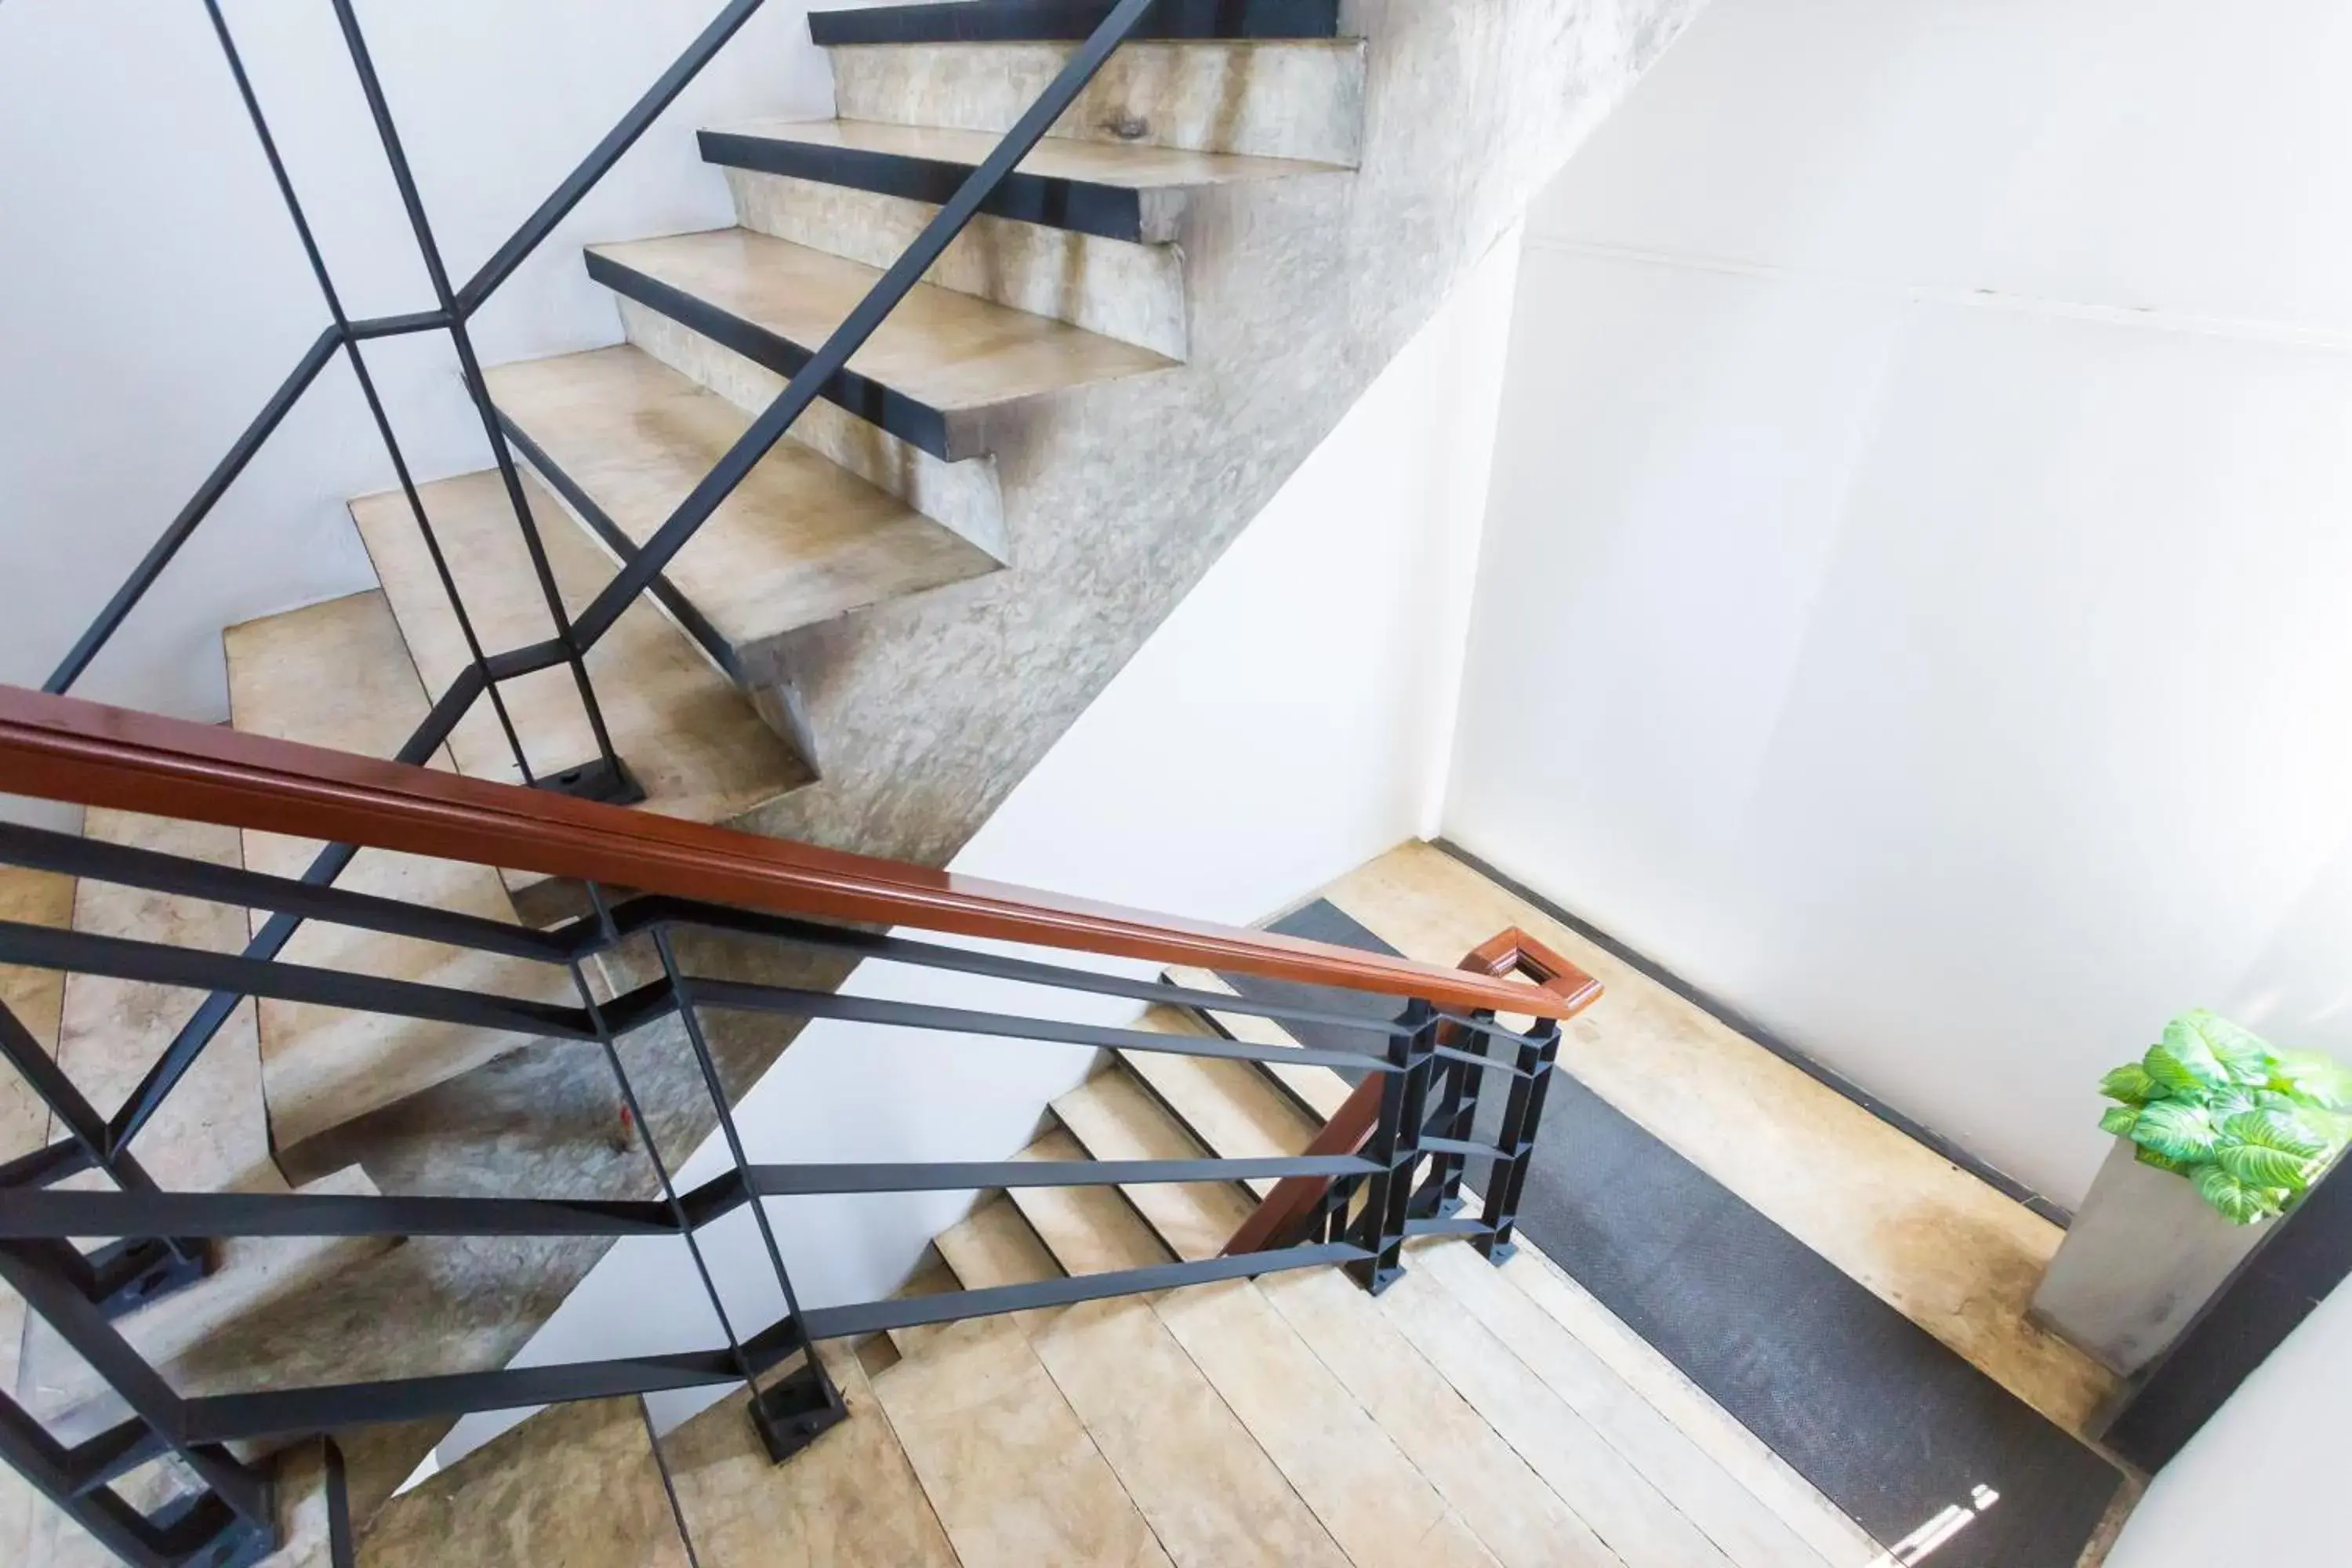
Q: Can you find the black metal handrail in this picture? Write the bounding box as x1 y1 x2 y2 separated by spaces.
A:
0 789 1563 1566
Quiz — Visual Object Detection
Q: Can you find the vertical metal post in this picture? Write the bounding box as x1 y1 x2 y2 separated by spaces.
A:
650 929 845 1462
201 0 536 788
1413 1009 1491 1221
1348 1000 1436 1295
1477 1017 1563 1264
327 0 633 800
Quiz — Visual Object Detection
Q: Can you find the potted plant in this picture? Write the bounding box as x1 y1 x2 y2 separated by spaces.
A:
2030 1010 2350 1375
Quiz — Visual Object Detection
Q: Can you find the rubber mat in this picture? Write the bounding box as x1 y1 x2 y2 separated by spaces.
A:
1210 899 2126 1567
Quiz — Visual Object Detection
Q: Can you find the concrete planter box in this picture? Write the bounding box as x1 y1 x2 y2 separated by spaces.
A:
2031 1138 2273 1375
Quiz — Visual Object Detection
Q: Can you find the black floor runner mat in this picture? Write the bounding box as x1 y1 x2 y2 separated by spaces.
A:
1211 900 2125 1567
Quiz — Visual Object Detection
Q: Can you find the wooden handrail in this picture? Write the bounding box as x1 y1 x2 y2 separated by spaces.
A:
0 685 1581 1018
1223 926 1603 1255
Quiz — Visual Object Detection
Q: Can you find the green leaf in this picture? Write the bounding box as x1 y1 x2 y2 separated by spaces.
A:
2098 1105 2141 1137
2129 1100 2220 1161
2143 1043 2221 1097
2194 1165 2275 1225
2156 1017 2231 1091
2176 1010 2276 1086
2215 1142 2315 1192
2135 1146 2196 1174
2099 1064 2157 1105
2222 1109 2328 1160
2271 1052 2352 1111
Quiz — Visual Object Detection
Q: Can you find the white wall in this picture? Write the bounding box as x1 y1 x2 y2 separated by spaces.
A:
0 0 856 829
1446 0 2352 1214
441 229 1523 1456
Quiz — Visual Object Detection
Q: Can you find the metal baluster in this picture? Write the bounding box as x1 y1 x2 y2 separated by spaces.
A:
1348 1000 1436 1294
1477 1017 1563 1264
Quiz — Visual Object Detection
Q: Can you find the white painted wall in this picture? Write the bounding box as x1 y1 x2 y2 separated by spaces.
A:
1445 0 2352 1215
441 229 1523 1455
0 0 859 829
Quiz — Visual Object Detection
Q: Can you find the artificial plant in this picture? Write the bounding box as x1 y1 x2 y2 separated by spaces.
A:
2097 1010 2351 1225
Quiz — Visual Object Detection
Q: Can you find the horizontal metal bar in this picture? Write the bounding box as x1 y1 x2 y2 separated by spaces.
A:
345 308 450 340
687 975 1398 1073
1412 1136 1501 1161
179 1345 753 1443
614 895 1418 1045
0 919 595 1043
1434 1011 1552 1046
1430 1043 1537 1077
0 821 571 964
45 326 340 695
481 637 574 683
802 1242 1369 1339
743 1155 1378 1196
0 1188 678 1241
456 0 771 312
1403 1214 1494 1239
62 1418 169 1497
0 1138 92 1190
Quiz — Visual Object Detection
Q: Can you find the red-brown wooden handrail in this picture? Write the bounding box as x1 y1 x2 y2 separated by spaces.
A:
1223 926 1603 1255
0 685 1582 1019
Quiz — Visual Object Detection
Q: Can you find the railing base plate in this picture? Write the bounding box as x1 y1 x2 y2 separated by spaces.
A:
749 1357 849 1465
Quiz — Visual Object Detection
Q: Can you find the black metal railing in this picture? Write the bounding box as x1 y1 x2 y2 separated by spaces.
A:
0 800 1565 1566
32 0 1167 1225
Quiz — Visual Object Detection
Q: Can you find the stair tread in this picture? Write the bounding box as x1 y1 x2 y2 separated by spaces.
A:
1122 1007 1319 1192
939 1193 1356 1568
587 227 1174 456
1164 963 1354 1117
354 1396 691 1567
223 590 579 1155
1413 1241 1842 1568
665 1346 959 1568
1007 1127 1171 1275
809 0 1345 46
709 114 1345 189
870 1308 1174 1568
488 343 999 667
351 466 812 826
0 866 71 1404
1051 1065 1251 1263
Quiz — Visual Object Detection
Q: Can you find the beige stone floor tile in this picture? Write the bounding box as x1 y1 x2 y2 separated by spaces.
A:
1049 1067 1252 1262
1007 1127 1172 1277
1257 1265 1620 1568
356 1397 689 1566
487 345 1000 668
1 864 74 1407
223 592 580 1156
1374 1265 1730 1568
869 1310 1171 1568
1319 841 2116 1435
664 1346 959 1568
939 1197 1349 1568
1416 1240 1835 1568
1491 1247 1886 1567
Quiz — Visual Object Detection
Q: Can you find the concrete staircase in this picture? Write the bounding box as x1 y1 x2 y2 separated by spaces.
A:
317 988 1882 1566
6 2 1714 1560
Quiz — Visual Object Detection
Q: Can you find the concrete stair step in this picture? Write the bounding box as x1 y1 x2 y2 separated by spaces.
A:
485 343 1002 737
1049 1063 1251 1262
586 226 1174 463
1161 963 1355 1118
827 34 1367 165
701 115 1344 245
808 0 1345 47
222 592 583 1160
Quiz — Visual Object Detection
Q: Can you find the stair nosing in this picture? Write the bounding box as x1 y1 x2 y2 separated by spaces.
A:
700 125 1158 244
586 245 960 459
808 0 1345 48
